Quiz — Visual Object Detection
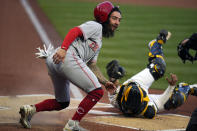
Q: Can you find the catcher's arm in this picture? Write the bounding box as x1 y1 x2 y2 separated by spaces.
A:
87 61 116 92
151 74 177 112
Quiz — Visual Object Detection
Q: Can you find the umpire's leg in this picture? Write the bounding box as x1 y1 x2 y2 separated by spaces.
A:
186 108 197 131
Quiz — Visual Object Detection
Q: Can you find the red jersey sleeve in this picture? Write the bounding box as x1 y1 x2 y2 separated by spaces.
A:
61 27 83 50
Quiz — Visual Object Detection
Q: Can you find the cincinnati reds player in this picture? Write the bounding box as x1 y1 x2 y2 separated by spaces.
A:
19 1 121 131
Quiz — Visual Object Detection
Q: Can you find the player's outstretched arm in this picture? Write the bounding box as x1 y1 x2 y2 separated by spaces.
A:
87 61 116 92
151 74 178 112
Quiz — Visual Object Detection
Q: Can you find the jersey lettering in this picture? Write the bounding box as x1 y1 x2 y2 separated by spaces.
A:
89 42 99 52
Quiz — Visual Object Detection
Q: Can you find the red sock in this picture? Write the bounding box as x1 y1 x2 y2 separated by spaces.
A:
35 99 62 112
72 88 104 122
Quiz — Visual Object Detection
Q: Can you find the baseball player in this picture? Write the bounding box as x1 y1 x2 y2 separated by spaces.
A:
107 30 197 119
19 1 121 131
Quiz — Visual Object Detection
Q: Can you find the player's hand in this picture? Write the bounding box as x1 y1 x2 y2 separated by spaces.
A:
166 73 178 86
105 81 116 93
53 48 67 64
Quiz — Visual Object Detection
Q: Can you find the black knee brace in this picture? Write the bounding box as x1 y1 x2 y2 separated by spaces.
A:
58 101 70 109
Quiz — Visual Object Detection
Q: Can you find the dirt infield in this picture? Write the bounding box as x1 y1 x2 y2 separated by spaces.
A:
0 95 190 131
0 0 196 131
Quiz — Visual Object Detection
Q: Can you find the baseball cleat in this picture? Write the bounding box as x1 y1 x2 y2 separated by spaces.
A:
19 105 36 129
63 119 88 131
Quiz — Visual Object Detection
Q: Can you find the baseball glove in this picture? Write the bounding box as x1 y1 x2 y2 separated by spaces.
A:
106 60 125 79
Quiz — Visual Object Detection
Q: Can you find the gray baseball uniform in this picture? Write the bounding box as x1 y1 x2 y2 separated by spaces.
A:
45 21 103 102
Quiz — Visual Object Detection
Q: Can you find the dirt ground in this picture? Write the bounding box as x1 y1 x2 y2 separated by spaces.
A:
0 0 196 131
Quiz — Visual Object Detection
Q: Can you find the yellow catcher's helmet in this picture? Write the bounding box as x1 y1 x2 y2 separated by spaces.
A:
119 82 149 115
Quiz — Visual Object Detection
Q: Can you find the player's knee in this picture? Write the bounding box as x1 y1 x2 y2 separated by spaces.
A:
144 106 156 119
148 57 166 80
58 101 70 109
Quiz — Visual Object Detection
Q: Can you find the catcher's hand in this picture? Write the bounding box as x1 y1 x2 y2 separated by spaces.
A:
166 73 178 86
106 60 125 80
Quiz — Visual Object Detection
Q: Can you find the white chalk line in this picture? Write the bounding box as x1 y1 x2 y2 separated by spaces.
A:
20 0 83 99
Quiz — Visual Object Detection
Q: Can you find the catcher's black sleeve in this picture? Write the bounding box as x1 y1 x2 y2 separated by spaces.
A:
187 33 197 50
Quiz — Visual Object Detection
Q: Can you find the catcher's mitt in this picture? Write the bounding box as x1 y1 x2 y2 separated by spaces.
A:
106 60 125 79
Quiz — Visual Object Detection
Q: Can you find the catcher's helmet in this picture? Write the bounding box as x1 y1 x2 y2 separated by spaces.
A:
94 1 114 23
121 82 148 113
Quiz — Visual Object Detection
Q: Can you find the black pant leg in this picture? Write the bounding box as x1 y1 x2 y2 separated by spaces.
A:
186 108 197 131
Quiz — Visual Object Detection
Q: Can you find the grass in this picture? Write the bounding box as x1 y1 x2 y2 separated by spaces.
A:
37 0 197 90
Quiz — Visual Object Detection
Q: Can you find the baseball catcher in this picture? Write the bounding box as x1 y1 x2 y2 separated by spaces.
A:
177 32 197 63
107 30 197 119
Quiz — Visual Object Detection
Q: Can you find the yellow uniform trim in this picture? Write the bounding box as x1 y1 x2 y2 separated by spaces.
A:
149 40 155 48
182 83 189 86
154 64 159 72
148 41 155 57
121 86 132 103
156 55 164 60
191 88 194 94
181 92 186 102
157 40 164 44
148 52 154 57
143 95 150 102
140 104 148 115
138 86 144 103
140 95 150 116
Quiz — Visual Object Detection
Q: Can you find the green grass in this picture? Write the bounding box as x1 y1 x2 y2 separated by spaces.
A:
37 0 197 90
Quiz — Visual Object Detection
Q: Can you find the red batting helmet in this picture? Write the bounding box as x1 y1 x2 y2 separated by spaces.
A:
94 1 114 23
